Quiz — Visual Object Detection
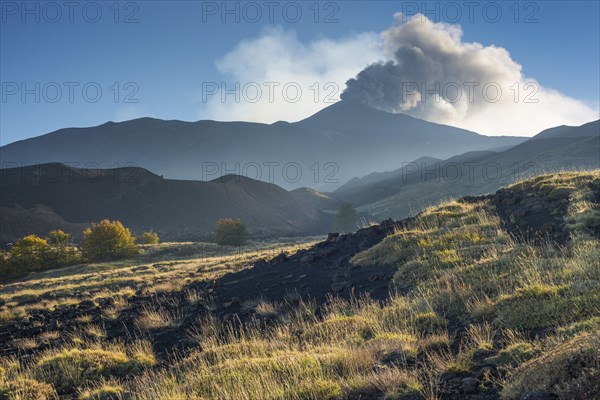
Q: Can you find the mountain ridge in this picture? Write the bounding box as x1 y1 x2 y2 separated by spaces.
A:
0 101 527 190
333 120 600 219
0 163 334 245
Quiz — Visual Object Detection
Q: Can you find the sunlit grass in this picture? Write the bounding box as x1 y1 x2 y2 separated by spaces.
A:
0 239 319 322
0 171 598 399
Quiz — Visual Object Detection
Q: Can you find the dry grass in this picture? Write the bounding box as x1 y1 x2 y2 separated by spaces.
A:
13 337 38 351
0 239 318 322
0 339 155 396
136 305 185 330
467 322 495 353
1 172 598 399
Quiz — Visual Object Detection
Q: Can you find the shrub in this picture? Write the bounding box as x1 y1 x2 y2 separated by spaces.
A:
7 235 49 272
215 218 248 246
0 231 81 281
81 220 138 261
1 235 48 280
45 230 81 267
46 229 71 248
139 231 160 245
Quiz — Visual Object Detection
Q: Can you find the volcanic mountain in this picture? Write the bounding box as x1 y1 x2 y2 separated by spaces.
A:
0 101 526 190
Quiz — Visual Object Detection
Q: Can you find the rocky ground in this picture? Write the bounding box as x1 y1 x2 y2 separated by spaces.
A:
0 219 403 359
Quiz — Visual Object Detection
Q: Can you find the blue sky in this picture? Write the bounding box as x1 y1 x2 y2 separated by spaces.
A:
1 0 599 144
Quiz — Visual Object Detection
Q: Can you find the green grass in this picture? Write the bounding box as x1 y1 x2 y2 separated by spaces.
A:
486 342 536 367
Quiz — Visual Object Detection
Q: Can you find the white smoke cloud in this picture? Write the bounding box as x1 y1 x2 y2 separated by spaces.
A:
200 26 383 123
342 13 598 136
202 15 598 136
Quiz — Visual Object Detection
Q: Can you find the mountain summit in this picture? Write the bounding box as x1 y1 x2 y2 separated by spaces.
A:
0 101 525 189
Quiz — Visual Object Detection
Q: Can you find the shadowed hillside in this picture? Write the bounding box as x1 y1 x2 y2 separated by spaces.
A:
334 120 600 220
0 163 333 244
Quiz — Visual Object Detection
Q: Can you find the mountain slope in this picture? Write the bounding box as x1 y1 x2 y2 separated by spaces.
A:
336 156 443 192
531 120 599 140
0 101 525 190
334 120 600 219
290 187 340 211
0 163 331 244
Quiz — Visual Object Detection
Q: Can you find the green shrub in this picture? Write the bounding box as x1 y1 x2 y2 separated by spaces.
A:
45 230 81 267
0 231 81 281
1 235 49 280
215 218 248 246
139 231 160 245
81 220 138 261
7 235 49 271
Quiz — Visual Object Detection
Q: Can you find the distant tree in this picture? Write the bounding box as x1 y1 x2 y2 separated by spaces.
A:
5 235 50 274
45 230 80 267
140 231 160 244
81 220 138 261
215 218 248 246
46 229 71 247
334 203 358 233
0 231 83 281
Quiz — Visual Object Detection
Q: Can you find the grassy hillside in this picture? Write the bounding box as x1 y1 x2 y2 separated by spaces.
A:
1 171 599 399
335 121 600 221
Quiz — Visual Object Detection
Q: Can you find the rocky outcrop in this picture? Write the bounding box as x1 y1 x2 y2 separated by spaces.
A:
494 185 571 245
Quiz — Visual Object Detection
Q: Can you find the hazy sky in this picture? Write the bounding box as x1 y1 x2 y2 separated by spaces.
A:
1 1 599 144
